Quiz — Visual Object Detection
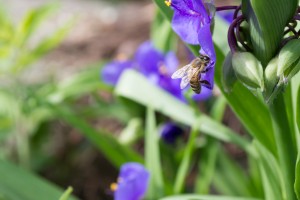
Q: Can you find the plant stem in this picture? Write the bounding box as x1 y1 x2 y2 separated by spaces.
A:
216 6 239 11
268 94 297 200
174 119 199 194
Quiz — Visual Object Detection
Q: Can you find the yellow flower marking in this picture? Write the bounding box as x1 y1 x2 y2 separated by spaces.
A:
165 0 171 7
110 183 118 191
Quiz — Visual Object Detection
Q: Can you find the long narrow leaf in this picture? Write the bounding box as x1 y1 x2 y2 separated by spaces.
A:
115 70 255 156
145 107 164 199
0 159 78 200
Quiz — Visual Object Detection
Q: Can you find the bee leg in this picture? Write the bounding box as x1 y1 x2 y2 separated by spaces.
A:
200 80 212 89
200 67 212 73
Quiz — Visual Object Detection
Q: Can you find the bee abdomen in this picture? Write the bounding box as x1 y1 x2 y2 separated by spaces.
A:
190 81 201 94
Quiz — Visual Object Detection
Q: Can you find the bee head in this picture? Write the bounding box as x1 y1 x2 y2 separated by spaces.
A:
199 55 210 64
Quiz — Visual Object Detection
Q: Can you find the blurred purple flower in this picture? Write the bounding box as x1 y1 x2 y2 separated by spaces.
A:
113 163 150 200
218 10 234 23
101 41 184 100
166 0 216 92
160 123 184 144
101 59 134 85
134 41 184 100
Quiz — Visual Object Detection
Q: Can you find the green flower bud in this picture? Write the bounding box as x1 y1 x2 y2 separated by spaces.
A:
263 57 284 103
277 39 300 82
119 118 142 145
232 52 264 91
222 52 237 93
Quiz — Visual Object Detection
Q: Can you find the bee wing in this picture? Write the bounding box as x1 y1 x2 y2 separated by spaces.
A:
180 75 190 89
171 64 191 79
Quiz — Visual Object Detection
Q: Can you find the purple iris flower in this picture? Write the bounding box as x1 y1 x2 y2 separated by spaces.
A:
101 59 134 85
160 122 184 144
135 42 184 100
101 41 184 100
113 162 150 200
166 0 216 92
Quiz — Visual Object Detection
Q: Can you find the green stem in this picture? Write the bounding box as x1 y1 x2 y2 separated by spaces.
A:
174 119 199 194
268 94 297 200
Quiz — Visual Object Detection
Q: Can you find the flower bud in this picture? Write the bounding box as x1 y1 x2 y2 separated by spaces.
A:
263 57 283 103
232 52 264 91
222 52 237 92
277 39 300 82
119 118 142 145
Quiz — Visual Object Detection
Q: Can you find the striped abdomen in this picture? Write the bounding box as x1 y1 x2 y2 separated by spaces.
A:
189 68 202 94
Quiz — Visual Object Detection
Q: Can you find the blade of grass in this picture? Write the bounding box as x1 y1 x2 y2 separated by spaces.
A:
145 107 164 199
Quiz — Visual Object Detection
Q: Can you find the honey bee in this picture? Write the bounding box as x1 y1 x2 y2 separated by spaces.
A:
171 54 211 94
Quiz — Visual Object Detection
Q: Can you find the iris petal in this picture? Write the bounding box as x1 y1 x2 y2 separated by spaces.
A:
115 163 150 200
101 60 134 85
172 12 201 44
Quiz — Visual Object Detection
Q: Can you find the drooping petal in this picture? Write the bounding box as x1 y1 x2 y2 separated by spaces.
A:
115 163 150 200
198 23 216 61
201 67 214 89
101 60 134 85
135 41 164 75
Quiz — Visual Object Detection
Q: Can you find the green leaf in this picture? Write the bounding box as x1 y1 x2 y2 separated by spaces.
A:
296 156 300 200
145 107 164 199
241 0 298 66
160 195 263 200
195 141 219 194
151 9 176 52
295 85 300 199
0 159 78 200
49 104 143 168
254 142 283 200
213 150 253 197
115 70 255 156
268 94 297 200
277 39 300 77
297 80 300 132
152 0 173 21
